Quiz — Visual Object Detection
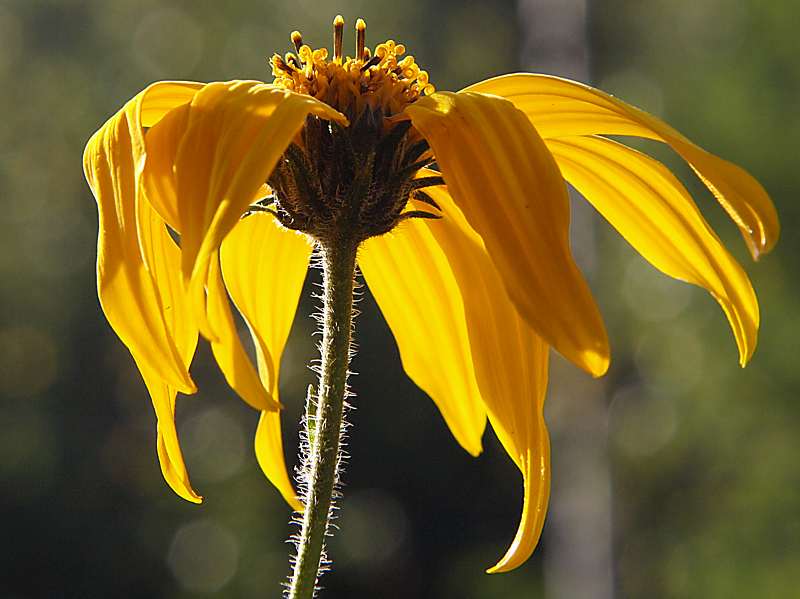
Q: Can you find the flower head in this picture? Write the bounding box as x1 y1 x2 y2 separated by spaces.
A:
83 16 778 574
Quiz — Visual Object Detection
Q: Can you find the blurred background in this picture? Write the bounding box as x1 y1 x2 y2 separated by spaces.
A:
1 0 798 597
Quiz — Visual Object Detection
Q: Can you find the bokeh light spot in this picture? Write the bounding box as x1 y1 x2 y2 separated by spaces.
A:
622 256 693 323
167 518 239 593
336 489 409 569
610 385 678 458
635 327 706 395
181 405 246 483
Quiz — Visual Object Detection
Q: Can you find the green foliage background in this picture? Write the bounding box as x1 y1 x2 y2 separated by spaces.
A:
0 1 797 597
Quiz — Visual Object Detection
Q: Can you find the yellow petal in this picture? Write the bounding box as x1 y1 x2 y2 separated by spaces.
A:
138 81 204 127
359 221 487 457
415 184 551 572
85 82 206 502
255 410 303 512
547 136 759 365
151 80 346 338
220 213 313 511
486 430 550 573
465 74 779 259
221 214 312 394
128 81 204 178
206 253 280 412
140 102 190 231
148 374 202 504
406 92 609 376
83 93 196 394
137 183 201 501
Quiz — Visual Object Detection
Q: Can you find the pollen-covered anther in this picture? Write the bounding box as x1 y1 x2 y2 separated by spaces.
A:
270 16 435 117
291 31 303 53
355 18 366 60
333 15 345 62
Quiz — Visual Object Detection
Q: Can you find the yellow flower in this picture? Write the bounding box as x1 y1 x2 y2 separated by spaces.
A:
83 17 778 574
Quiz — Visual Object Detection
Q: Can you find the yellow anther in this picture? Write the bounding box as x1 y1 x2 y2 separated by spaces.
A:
271 23 434 116
356 18 366 60
284 52 300 69
333 15 345 62
291 31 303 52
298 45 312 60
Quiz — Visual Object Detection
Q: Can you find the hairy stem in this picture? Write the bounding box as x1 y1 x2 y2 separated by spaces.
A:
288 237 358 599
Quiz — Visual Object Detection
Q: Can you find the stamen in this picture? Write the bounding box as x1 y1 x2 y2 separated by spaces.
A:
291 30 304 53
272 54 293 74
286 53 302 69
333 15 344 62
271 20 435 116
360 55 381 72
356 18 366 61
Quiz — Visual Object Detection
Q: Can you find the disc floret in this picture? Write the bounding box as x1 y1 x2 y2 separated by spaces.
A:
271 17 435 118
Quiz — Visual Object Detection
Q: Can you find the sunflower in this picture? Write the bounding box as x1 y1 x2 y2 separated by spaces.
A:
83 15 778 584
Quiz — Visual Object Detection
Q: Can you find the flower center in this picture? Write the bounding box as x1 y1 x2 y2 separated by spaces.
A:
261 17 442 245
271 16 435 118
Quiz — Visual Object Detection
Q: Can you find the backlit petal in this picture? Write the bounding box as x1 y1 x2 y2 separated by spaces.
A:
465 74 779 259
140 102 190 231
359 221 487 457
206 253 279 412
255 409 303 512
406 92 609 376
416 184 551 572
83 95 195 394
547 136 759 365
221 214 313 510
84 83 207 502
149 374 201 504
137 187 201 501
138 81 204 127
146 81 346 339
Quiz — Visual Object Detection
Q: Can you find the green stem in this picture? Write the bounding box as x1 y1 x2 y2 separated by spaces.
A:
288 237 358 599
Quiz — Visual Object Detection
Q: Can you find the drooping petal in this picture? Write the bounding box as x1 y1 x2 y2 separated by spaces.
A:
83 91 196 395
140 102 190 231
149 374 201 503
138 81 205 127
221 214 313 511
84 82 206 502
413 185 551 572
137 185 201 501
128 81 204 175
255 406 303 512
206 253 279 412
141 80 346 339
359 221 487 457
139 81 343 414
547 136 759 365
406 92 609 377
487 422 551 574
221 214 313 394
464 74 779 259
